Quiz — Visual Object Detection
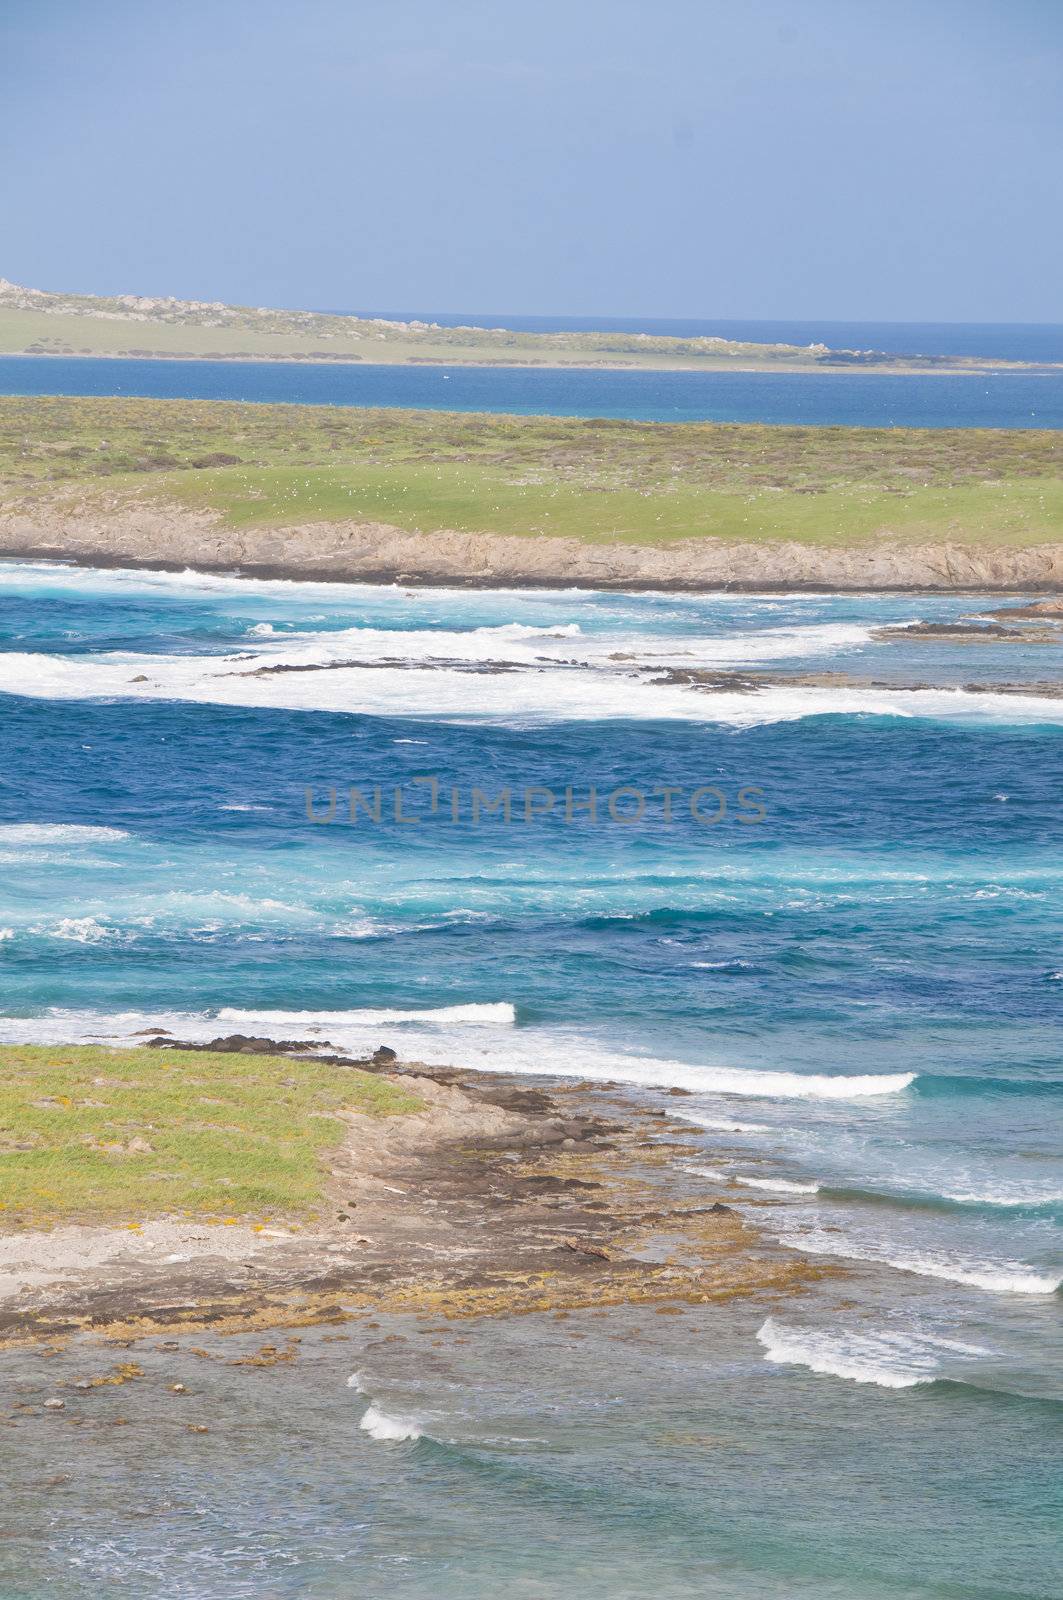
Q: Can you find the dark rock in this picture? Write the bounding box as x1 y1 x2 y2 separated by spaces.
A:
145 1033 323 1056
871 620 1059 643
207 1034 280 1054
371 1045 398 1064
470 1085 554 1113
558 1120 599 1141
983 600 1063 621
519 1175 601 1192
708 1202 736 1215
561 1236 611 1260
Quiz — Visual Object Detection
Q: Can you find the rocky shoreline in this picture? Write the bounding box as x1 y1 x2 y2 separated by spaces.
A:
0 1045 823 1347
4 503 1063 592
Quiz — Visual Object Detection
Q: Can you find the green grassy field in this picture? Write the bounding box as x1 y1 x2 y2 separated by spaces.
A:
0 1045 420 1225
2 395 1061 549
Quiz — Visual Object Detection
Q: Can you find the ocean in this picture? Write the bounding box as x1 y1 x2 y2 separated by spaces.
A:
2 354 1063 428
0 563 1060 1597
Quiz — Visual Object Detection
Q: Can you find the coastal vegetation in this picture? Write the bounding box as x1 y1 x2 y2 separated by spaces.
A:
0 1045 420 1225
2 394 1061 550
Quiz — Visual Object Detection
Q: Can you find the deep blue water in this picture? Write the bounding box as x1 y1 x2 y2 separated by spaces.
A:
3 355 1063 427
0 563 1060 1597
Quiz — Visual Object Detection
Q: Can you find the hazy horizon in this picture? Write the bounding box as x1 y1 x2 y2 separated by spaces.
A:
9 275 1063 335
3 0 1061 323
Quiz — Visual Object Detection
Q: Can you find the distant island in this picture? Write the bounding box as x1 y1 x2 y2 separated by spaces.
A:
0 278 1053 373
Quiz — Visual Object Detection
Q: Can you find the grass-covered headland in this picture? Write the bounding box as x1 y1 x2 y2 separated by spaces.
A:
2 394 1061 550
1 277 1038 370
0 1045 420 1225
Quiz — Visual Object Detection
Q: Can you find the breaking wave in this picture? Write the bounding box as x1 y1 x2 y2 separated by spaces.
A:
736 1175 821 1194
215 1001 516 1028
472 622 583 639
358 1404 424 1443
0 1007 914 1102
756 1318 991 1389
2 642 1062 728
44 916 122 944
779 1228 1062 1295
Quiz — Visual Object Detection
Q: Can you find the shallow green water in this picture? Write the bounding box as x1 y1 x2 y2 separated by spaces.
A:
1 1310 1059 1600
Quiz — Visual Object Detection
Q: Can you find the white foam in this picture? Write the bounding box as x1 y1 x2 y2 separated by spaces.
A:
329 917 407 940
0 823 129 845
0 1002 516 1050
472 622 583 639
671 1110 772 1134
685 1163 819 1194
584 1062 916 1099
0 1007 915 1100
46 916 118 944
938 1184 1063 1208
0 618 881 686
0 559 614 606
734 1174 821 1194
0 558 858 610
215 1002 516 1029
755 1318 987 1388
780 1229 1062 1295
2 643 1059 728
0 560 441 604
359 1404 423 1443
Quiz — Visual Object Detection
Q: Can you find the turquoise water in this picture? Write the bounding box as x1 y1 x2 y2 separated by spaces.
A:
3 354 1063 426
0 562 1060 1596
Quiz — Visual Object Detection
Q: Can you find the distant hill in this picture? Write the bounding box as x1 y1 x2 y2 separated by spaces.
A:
0 278 1036 371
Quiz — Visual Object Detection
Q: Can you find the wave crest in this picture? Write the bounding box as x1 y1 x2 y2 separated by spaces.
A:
780 1229 1062 1295
216 1002 516 1028
359 1404 424 1443
756 1318 989 1388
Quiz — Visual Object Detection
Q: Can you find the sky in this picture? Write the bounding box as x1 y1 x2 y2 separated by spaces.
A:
2 0 1060 322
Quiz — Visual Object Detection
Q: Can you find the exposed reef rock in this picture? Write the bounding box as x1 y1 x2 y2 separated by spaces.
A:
871 620 1062 643
0 1061 827 1345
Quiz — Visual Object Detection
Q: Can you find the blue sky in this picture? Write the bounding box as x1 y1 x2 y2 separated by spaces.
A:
2 0 1060 320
